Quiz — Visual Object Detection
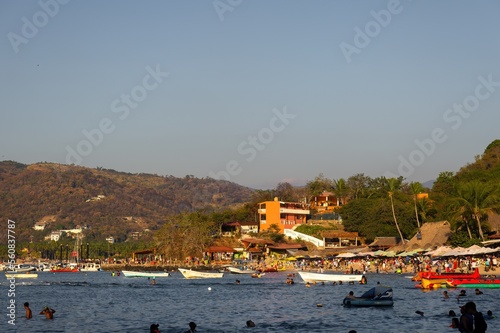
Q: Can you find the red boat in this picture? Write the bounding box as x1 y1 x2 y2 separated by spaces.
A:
412 268 480 281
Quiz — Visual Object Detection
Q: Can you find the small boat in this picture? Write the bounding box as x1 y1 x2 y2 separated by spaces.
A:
227 266 259 274
178 268 223 279
343 286 394 307
121 270 170 278
50 264 80 273
5 273 38 279
79 262 102 272
297 271 363 283
5 264 36 274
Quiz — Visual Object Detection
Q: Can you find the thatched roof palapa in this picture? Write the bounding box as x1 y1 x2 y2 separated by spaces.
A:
391 221 452 253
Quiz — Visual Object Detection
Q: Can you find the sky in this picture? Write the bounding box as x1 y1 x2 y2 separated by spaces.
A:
1 1 499 190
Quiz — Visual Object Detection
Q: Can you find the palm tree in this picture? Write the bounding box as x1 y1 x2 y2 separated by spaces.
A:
386 178 405 244
333 178 348 205
409 182 423 228
453 181 500 241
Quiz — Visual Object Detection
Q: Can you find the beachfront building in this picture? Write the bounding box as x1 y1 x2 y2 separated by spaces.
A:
258 198 310 233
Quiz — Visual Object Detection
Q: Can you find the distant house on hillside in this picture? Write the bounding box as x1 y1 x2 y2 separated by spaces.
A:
47 231 62 241
221 221 259 236
309 191 347 213
34 221 49 231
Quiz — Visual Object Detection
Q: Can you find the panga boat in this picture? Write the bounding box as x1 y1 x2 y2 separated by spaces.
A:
121 270 170 278
227 266 259 274
343 286 394 307
178 268 223 279
297 271 363 283
5 273 38 279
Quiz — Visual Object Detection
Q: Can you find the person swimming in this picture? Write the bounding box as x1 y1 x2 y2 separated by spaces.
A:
39 306 56 319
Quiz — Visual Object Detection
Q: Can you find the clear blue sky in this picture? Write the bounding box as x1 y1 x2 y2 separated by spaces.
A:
1 0 499 189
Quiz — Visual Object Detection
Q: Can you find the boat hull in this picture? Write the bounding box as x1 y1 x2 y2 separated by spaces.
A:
50 268 80 273
121 270 170 278
5 273 38 279
454 283 500 289
227 267 258 274
343 298 394 307
298 271 363 283
178 268 223 279
412 268 480 281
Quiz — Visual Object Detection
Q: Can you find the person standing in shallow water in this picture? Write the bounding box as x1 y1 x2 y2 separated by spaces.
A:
40 306 56 319
184 321 197 333
24 302 32 319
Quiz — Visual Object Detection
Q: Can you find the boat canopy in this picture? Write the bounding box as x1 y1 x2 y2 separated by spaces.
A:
360 286 393 300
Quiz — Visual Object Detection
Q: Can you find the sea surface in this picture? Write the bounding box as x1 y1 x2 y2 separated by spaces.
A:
1 270 498 333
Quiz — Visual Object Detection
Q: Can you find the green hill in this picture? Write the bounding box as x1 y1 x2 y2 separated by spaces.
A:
0 161 254 242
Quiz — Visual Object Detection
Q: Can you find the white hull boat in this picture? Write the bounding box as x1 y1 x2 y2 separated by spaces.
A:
121 270 170 278
227 266 258 274
5 273 38 279
79 263 102 272
297 271 363 283
178 268 224 279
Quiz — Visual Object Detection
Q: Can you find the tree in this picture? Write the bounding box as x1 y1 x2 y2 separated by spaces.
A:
452 181 500 241
274 182 297 202
306 173 333 196
333 178 348 205
346 174 372 199
385 178 405 243
409 182 423 228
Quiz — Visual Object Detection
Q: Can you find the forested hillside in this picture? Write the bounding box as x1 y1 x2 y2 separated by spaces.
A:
0 162 254 242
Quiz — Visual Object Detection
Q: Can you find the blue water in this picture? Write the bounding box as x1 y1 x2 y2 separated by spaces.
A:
2 271 499 333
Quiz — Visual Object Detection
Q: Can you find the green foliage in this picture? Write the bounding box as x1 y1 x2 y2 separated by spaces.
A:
448 231 482 248
294 224 337 239
306 173 333 196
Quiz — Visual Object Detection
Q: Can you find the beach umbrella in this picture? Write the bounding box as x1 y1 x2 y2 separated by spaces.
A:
337 252 356 258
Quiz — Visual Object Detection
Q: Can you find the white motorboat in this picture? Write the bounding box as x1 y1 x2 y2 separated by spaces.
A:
121 270 170 278
227 266 258 274
5 264 36 274
178 268 224 279
297 271 363 283
79 262 102 272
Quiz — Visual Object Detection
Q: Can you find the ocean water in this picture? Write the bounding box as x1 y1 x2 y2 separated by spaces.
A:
2 271 498 333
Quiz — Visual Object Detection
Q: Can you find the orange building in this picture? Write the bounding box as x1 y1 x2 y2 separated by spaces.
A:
258 198 310 233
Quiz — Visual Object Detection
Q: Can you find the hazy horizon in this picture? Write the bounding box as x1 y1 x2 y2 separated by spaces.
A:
1 1 499 190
